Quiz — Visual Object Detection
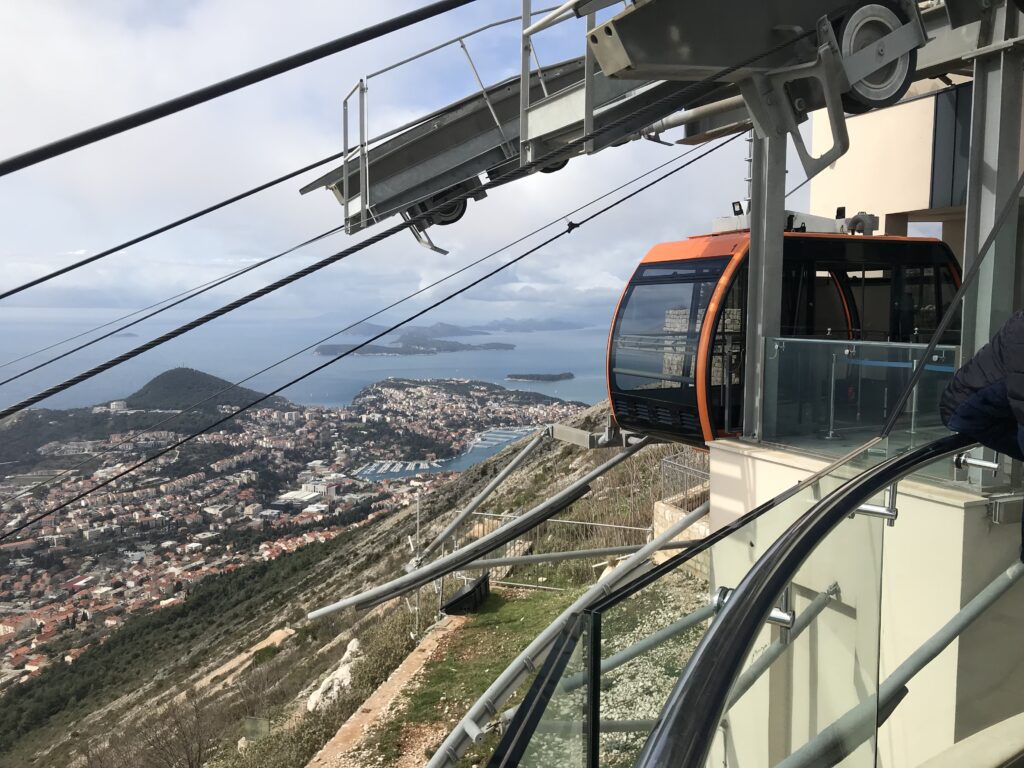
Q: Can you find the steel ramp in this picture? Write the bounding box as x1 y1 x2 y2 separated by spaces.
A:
300 58 708 236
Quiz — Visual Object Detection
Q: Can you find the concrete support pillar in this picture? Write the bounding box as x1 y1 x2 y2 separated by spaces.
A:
743 134 787 440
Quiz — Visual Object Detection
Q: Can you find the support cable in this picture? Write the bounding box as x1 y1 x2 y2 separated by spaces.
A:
0 151 346 303
0 134 736 540
0 3 579 304
0 224 345 387
0 21 809 421
0 142 714 501
1 139 703 377
0 0 482 178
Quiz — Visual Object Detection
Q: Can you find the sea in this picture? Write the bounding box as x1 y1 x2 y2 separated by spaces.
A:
0 319 609 415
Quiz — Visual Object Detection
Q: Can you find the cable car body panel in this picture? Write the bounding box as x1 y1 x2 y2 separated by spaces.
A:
607 232 962 446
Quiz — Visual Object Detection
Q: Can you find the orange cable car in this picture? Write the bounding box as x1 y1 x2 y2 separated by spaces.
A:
606 227 962 446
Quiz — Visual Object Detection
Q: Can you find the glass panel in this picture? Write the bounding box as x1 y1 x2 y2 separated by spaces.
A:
584 449 879 768
763 338 957 459
516 618 590 768
719 509 884 767
610 258 726 398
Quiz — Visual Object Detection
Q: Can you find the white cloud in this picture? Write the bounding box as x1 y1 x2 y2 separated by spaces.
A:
0 0 751 379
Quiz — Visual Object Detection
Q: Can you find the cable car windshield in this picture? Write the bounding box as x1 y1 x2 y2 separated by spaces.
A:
610 258 728 397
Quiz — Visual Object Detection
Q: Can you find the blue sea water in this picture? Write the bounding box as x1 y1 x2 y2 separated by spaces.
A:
0 319 610 412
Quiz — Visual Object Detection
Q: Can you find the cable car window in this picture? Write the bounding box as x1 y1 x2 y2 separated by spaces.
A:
610 259 726 399
846 268 894 341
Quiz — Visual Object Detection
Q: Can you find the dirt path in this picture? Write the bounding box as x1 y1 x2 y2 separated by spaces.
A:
195 627 295 692
306 615 468 768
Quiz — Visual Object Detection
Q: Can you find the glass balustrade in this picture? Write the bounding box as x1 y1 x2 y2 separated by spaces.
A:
489 445 887 767
763 338 957 458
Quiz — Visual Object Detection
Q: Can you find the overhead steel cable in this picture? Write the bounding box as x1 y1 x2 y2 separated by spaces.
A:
0 4 572 304
0 133 737 541
0 223 345 387
0 0 482 178
0 141 710 502
0 140 712 505
0 28 811 423
0 150 347 302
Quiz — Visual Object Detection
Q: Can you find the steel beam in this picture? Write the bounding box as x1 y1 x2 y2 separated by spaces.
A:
742 133 787 440
415 430 546 565
463 540 696 570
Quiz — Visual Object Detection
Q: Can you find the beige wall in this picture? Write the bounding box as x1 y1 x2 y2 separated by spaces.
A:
811 97 937 233
705 439 1024 767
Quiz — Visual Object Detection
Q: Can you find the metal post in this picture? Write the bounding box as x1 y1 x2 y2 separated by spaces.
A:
586 612 600 768
358 79 369 229
342 96 351 230
584 13 596 155
743 133 787 440
520 0 532 167
825 353 839 440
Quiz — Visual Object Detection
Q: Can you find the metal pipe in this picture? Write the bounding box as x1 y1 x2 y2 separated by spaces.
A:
726 583 839 707
464 540 698 570
310 439 649 619
776 561 1024 768
472 510 652 533
645 95 747 135
560 603 717 693
460 39 515 157
366 6 561 80
418 432 545 563
523 0 576 36
359 79 369 228
426 498 710 768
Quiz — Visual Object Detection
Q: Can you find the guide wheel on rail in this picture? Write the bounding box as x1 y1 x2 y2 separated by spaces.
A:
838 1 918 114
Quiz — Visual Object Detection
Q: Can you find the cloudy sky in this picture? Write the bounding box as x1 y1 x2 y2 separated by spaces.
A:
0 1 809 404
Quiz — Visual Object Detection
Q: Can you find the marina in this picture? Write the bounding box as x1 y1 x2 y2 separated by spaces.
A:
354 426 537 481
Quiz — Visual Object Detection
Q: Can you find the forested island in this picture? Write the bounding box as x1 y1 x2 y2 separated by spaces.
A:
506 372 575 382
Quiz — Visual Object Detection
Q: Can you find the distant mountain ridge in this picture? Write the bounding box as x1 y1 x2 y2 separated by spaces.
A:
124 368 288 411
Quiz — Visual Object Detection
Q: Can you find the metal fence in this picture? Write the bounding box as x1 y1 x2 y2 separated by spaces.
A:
661 449 710 513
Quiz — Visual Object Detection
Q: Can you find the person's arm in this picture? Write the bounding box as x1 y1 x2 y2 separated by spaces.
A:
1000 311 1024 426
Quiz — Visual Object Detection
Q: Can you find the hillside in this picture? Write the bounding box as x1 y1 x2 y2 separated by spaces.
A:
124 368 288 411
0 402 697 768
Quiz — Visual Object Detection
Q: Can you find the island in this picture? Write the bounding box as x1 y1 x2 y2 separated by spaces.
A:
315 337 515 357
506 372 575 382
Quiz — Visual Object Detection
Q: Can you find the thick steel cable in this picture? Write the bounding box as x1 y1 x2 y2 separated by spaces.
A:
0 224 345 387
0 151 346 302
0 142 708 494
0 134 737 541
0 4 570 303
0 0 482 178
0 30 811 423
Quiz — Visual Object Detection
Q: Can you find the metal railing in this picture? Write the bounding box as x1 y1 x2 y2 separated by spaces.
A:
660 449 710 511
339 7 562 233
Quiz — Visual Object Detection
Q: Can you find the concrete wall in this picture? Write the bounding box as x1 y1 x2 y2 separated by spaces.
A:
811 97 936 234
706 439 1024 767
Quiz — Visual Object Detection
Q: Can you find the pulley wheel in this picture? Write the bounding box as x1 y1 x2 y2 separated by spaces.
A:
540 158 569 174
839 1 916 114
433 198 467 226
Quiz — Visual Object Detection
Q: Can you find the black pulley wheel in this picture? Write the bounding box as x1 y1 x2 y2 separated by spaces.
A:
839 1 917 115
433 198 467 226
540 158 569 174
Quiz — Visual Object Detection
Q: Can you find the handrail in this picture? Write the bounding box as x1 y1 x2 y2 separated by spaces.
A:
634 432 974 768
